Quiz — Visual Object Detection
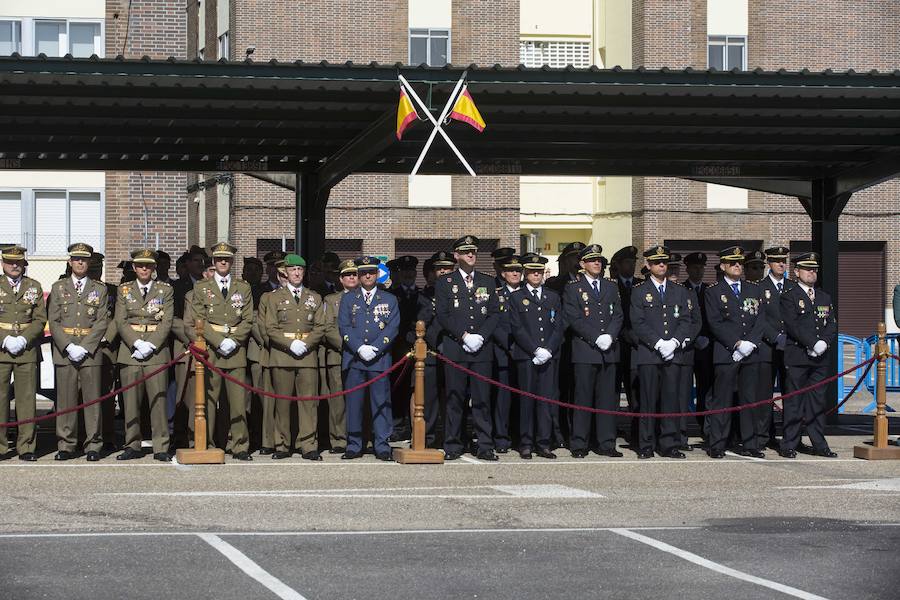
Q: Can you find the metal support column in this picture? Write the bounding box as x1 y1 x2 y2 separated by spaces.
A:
295 172 330 261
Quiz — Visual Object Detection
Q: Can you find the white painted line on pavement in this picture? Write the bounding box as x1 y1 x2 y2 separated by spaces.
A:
610 528 832 600
724 451 767 462
458 455 482 464
491 484 603 498
780 477 900 492
198 533 309 600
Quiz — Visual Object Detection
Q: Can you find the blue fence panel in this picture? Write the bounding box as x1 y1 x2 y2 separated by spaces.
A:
837 334 865 413
862 333 898 413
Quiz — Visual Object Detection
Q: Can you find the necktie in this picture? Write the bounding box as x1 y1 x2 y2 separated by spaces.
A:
293 289 301 304
776 282 783 294
658 285 666 303
221 279 228 298
807 287 815 302
365 291 372 305
731 282 740 297
465 274 473 289
532 288 539 301
75 280 83 296
11 279 19 294
591 280 600 297
141 286 148 299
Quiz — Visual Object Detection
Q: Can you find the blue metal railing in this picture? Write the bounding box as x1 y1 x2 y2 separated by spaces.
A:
862 333 899 413
837 334 867 414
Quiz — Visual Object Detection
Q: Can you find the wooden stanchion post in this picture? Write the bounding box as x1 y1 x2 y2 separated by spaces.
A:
393 320 444 464
854 322 900 460
176 321 225 464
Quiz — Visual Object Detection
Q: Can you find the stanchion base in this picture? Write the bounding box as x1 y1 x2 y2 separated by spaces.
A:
853 443 900 460
392 448 445 464
176 448 226 464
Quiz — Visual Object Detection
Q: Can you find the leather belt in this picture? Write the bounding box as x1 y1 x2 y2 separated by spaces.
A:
62 327 93 336
0 322 25 333
282 332 310 340
129 324 158 333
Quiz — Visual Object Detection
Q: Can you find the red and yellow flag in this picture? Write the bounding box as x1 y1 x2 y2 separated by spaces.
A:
448 85 486 132
396 88 418 140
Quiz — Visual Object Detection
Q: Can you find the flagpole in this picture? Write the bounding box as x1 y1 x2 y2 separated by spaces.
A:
399 74 476 177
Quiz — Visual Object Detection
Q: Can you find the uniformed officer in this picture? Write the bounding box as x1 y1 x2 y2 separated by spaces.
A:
666 253 683 283
675 275 702 452
261 254 325 460
389 254 420 442
0 246 47 461
612 245 644 446
631 245 692 459
756 246 794 450
88 251 119 453
491 251 523 454
338 256 400 461
744 250 766 283
47 243 109 461
682 252 713 441
435 235 500 461
779 252 838 458
509 253 565 459
261 250 287 293
156 251 173 284
320 259 358 453
704 246 766 458
545 242 585 295
254 259 287 453
562 244 624 458
241 256 265 451
113 249 174 461
191 242 254 460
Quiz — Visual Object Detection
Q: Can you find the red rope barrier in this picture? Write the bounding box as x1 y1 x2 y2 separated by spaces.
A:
189 345 410 402
433 352 877 419
825 359 874 416
1 350 189 428
391 356 412 394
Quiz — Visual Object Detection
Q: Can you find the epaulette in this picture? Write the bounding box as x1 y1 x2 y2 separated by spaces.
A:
605 277 615 283
155 280 172 288
566 278 580 285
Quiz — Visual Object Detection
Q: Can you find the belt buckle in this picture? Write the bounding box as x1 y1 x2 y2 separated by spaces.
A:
13 322 20 334
295 332 303 340
223 324 231 335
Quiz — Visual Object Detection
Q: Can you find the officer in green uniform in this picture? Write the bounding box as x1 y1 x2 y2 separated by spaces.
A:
254 259 287 454
321 259 358 453
88 252 119 453
47 243 109 461
242 256 266 451
0 246 47 461
191 242 254 460
261 254 327 460
114 249 174 461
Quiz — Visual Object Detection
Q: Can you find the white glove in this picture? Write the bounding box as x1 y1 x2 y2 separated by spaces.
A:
218 338 237 356
737 340 756 357
807 348 820 358
358 345 377 362
134 339 154 356
463 333 484 353
3 336 25 355
813 340 828 355
661 339 679 356
66 344 88 362
532 356 542 365
681 338 691 349
596 334 613 351
534 348 552 364
695 335 709 350
732 350 745 362
132 348 146 360
289 340 308 357
775 333 787 350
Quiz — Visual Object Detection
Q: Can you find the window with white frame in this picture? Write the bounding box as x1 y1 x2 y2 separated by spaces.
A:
0 20 22 55
520 40 591 68
707 35 746 70
409 28 450 66
31 19 103 58
218 31 229 60
0 188 104 255
0 191 23 246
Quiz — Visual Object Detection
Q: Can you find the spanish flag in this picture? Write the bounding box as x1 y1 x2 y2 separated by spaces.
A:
448 85 486 132
396 88 418 140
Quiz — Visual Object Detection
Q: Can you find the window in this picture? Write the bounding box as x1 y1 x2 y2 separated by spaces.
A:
218 31 229 60
409 28 449 66
3 188 104 256
520 40 591 68
69 22 100 57
708 36 746 70
33 20 103 58
0 191 23 245
0 20 22 55
35 20 64 56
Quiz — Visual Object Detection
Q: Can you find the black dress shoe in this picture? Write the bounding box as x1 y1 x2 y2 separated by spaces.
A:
116 448 142 461
258 447 274 456
153 452 171 462
476 450 499 462
708 449 725 459
535 449 557 460
443 452 461 461
663 449 686 459
233 451 253 461
18 452 37 462
596 448 624 458
302 451 322 461
814 447 838 458
637 449 654 459
740 449 765 459
54 450 76 461
84 451 99 462
678 444 694 452
272 451 291 460
375 452 394 462
778 449 797 459
341 451 363 460
797 442 814 454
570 449 588 458
328 446 346 454
101 442 118 454
519 449 533 460
495 447 509 454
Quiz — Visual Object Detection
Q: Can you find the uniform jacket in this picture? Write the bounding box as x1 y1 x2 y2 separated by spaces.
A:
780 284 838 367
262 286 326 369
630 278 693 366
255 289 274 368
617 275 644 348
493 285 517 367
562 275 623 365
322 290 348 367
339 287 399 372
190 276 253 369
757 276 796 363
114 280 174 366
48 277 108 366
0 276 46 364
508 286 565 362
434 270 500 363
412 285 442 366
173 276 198 319
704 279 766 365
100 282 119 362
674 286 703 367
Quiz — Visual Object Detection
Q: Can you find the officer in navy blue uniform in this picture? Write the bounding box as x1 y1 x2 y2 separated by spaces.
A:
508 253 565 459
674 261 702 452
563 244 624 458
490 250 523 453
435 235 500 461
413 251 456 447
756 246 794 450
338 256 400 461
389 254 420 442
778 252 838 458
612 245 643 445
682 252 713 441
631 245 692 459
704 246 767 458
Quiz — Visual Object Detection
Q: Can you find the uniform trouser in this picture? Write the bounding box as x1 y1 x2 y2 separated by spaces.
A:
345 367 392 456
444 361 493 455
781 363 829 452
515 359 554 451
618 344 641 444
120 364 170 453
571 362 618 452
492 360 513 450
0 362 37 455
693 353 714 438
271 367 318 454
755 352 785 448
391 354 412 435
55 363 102 453
676 363 693 446
101 357 117 445
206 366 249 454
245 360 262 448
709 362 760 452
321 363 346 448
554 355 572 446
424 361 442 447
173 355 197 445
637 363 680 454
261 368 275 449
